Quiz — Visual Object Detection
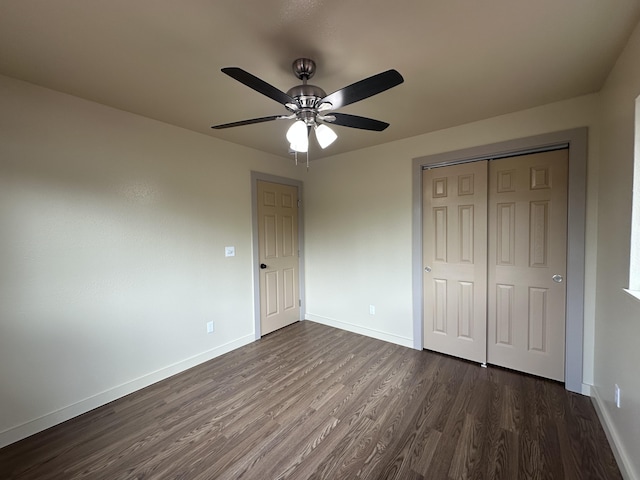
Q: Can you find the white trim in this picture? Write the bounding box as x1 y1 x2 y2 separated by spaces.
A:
305 314 413 348
623 288 640 303
0 334 254 449
628 96 640 292
582 383 593 396
591 385 638 480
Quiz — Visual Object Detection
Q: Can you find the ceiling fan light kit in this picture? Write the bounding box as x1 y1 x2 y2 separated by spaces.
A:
286 120 309 152
211 58 404 163
314 124 338 149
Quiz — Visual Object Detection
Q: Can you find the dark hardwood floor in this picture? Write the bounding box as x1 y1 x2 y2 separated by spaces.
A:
0 321 621 479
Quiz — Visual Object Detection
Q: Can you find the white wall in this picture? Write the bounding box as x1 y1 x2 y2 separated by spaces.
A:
0 75 304 447
304 94 600 381
592 20 640 480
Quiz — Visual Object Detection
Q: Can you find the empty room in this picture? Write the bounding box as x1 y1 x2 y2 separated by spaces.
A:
1 1 639 479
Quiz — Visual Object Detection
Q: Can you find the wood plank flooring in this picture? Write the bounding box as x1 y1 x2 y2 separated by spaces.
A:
0 321 621 479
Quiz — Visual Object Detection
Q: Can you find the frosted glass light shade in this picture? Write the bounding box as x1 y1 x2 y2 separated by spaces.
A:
286 120 307 144
315 124 337 149
287 120 308 152
286 120 309 152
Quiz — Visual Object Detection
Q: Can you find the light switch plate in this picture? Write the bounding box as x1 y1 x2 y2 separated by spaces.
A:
225 246 235 257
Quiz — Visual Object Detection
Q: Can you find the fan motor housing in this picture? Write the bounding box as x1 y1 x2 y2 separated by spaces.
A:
286 84 327 108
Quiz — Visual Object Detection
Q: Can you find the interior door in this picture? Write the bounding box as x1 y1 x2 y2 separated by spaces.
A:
487 150 568 381
257 180 300 335
423 161 488 364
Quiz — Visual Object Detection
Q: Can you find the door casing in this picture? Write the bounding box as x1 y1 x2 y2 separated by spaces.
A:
251 172 305 339
412 128 588 394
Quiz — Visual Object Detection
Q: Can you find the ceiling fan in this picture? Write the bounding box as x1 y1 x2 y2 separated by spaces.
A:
211 58 404 155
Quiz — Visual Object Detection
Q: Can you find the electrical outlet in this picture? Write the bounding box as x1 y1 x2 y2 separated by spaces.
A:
369 305 376 315
614 384 621 408
207 321 214 334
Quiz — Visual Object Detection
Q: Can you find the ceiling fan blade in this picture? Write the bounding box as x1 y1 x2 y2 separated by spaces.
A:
320 69 403 110
222 67 293 106
327 113 390 131
211 115 284 129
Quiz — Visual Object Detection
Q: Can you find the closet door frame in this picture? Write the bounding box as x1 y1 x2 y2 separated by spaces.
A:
411 128 588 394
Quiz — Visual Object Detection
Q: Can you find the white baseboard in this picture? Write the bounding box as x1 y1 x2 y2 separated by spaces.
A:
305 313 413 348
591 385 638 480
0 334 255 449
581 383 592 396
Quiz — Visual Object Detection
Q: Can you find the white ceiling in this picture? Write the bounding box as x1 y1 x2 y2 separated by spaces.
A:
1 1 639 159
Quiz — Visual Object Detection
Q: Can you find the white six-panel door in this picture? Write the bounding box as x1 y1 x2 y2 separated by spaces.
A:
423 161 488 364
487 150 568 381
257 180 300 335
423 150 568 381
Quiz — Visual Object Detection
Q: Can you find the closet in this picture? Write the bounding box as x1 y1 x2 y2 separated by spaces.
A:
423 149 568 381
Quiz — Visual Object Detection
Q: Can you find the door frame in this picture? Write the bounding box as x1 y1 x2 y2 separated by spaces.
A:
251 171 305 339
411 128 588 393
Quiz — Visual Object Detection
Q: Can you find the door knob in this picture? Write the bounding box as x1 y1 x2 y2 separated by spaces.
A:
424 266 432 273
260 263 267 269
552 274 564 283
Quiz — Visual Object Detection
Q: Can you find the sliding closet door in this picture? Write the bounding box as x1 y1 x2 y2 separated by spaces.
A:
423 161 488 364
487 150 568 381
